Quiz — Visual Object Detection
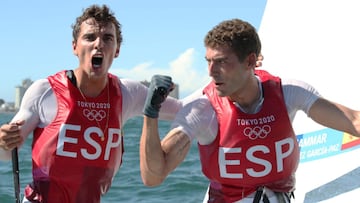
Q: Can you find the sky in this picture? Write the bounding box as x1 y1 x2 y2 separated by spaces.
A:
0 0 267 102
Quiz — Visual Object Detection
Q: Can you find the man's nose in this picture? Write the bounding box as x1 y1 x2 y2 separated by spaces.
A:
208 61 219 76
94 37 103 49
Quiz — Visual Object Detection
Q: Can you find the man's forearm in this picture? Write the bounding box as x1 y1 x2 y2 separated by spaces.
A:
140 116 167 186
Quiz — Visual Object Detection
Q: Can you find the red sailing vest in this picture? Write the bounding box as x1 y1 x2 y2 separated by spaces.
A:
201 70 299 202
26 71 123 203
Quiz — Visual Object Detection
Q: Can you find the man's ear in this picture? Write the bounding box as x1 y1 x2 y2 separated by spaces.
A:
114 48 120 58
72 41 78 56
247 53 257 68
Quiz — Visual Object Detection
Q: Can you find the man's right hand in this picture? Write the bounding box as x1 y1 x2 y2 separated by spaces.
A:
143 75 174 118
0 120 24 151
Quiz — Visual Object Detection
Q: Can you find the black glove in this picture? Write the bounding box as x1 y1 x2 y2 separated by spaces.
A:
143 75 174 118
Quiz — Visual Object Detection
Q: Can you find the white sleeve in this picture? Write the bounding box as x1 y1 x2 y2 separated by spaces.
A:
120 79 148 123
120 79 182 123
180 88 204 105
171 95 218 145
11 79 56 137
282 79 321 122
0 79 55 160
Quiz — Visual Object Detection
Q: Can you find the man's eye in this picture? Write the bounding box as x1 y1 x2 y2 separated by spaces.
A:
104 35 114 42
213 60 226 65
84 35 96 41
105 38 113 42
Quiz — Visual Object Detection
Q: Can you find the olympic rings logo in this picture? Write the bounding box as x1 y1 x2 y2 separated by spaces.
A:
243 125 271 140
83 109 107 121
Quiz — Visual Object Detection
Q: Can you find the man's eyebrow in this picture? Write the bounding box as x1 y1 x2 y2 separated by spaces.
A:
104 33 115 37
205 56 227 61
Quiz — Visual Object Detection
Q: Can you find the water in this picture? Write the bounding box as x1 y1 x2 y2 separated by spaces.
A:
0 113 208 203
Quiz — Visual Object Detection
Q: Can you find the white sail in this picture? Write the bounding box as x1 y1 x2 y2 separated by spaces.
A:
259 0 360 202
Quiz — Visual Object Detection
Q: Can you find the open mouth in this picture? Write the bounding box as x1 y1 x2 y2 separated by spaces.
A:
214 82 224 86
92 56 103 68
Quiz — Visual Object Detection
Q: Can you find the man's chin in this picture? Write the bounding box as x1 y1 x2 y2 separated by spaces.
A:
215 89 227 97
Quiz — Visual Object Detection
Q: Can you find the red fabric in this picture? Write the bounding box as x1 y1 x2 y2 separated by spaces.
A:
200 70 299 202
27 71 123 203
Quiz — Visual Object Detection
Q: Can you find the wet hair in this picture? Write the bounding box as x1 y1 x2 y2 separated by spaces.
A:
204 19 261 62
71 4 123 48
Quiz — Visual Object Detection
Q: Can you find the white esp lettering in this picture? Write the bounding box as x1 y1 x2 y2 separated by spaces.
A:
219 147 242 178
57 124 122 160
275 138 294 172
218 137 294 178
246 146 271 177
